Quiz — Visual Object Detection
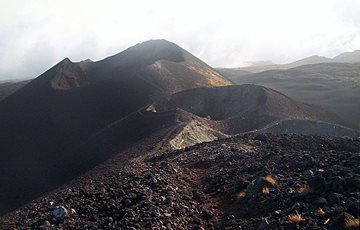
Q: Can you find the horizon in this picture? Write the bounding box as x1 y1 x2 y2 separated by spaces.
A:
2 39 359 82
0 0 359 80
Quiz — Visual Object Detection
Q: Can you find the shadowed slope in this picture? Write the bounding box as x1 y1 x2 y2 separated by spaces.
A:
0 39 232 215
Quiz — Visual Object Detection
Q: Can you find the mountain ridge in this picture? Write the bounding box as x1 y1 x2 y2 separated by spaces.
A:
0 39 232 215
0 39 358 220
223 49 360 73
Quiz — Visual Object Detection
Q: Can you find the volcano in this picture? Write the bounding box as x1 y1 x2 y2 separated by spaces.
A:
0 39 232 214
0 40 358 218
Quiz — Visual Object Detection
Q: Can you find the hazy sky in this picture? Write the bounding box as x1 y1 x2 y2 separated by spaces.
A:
0 0 359 80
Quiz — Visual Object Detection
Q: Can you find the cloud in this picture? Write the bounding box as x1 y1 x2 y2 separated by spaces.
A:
0 0 359 80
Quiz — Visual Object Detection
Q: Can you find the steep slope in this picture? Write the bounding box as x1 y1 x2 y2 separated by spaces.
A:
222 63 360 129
163 84 348 134
0 79 30 101
0 39 232 215
1 134 359 229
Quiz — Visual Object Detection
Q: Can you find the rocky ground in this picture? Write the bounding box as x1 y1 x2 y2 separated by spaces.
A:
0 134 359 229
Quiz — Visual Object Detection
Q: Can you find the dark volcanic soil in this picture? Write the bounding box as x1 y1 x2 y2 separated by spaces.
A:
0 39 232 215
1 134 359 229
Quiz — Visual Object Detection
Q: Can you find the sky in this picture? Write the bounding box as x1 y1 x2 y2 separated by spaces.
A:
0 0 359 80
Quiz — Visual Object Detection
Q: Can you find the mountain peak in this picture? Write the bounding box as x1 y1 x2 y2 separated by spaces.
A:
60 57 72 65
99 39 185 68
24 39 232 93
136 38 174 46
131 39 182 53
51 58 86 90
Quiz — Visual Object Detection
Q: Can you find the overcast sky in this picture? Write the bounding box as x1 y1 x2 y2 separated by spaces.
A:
0 0 359 80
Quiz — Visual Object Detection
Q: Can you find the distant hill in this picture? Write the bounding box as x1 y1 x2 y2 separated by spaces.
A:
0 80 30 101
216 68 251 79
227 64 286 73
225 50 360 73
333 50 360 63
288 55 333 67
220 62 360 129
247 60 275 66
233 55 334 73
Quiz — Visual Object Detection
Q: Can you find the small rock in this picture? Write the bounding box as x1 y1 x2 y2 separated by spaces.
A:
246 177 275 197
330 212 354 229
309 175 328 193
41 220 51 228
201 210 213 220
164 213 172 217
303 169 314 177
286 188 294 194
237 179 251 190
70 208 76 215
291 202 303 209
193 225 205 230
328 193 344 205
151 177 158 184
33 219 51 229
53 206 68 220
346 178 360 191
149 205 160 217
124 199 132 207
258 218 269 229
192 189 204 202
107 217 114 223
330 176 345 193
346 197 359 216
